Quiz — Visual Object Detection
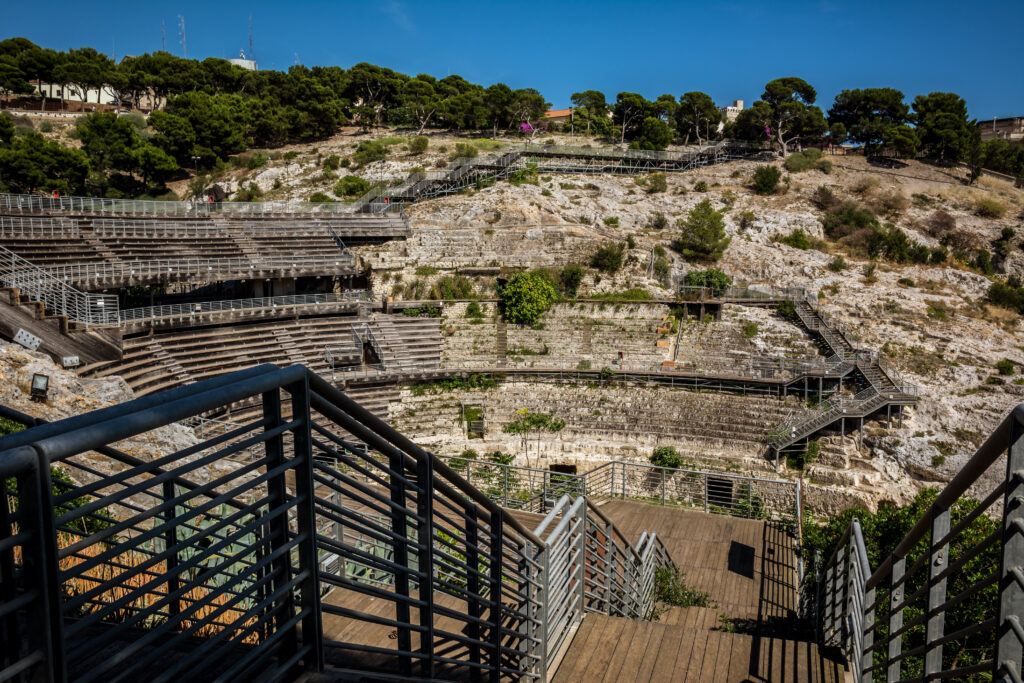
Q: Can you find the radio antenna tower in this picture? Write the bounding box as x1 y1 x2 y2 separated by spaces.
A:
249 15 254 61
178 15 187 58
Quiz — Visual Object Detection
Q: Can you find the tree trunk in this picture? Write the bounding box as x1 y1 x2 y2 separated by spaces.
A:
416 109 434 136
620 119 626 144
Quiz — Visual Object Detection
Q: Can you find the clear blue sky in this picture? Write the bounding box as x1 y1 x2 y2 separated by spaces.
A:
4 0 1022 120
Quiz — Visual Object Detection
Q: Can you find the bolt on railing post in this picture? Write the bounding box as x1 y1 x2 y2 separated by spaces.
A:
997 410 1024 676
924 507 950 677
887 557 905 682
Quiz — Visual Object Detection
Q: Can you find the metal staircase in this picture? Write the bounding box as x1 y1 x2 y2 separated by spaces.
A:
356 140 769 211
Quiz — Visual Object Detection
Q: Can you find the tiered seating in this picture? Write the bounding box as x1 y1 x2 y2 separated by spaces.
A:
84 313 442 396
95 235 246 261
674 304 821 374
440 302 500 368
249 234 344 261
504 303 673 370
0 237 108 268
390 383 805 464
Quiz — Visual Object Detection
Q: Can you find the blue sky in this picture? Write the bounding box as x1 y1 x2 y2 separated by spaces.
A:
5 0 1022 119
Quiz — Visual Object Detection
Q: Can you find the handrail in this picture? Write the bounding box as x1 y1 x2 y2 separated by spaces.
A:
0 244 118 327
813 403 1024 681
120 291 371 324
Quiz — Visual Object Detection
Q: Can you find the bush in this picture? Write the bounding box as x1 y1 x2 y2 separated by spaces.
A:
650 446 685 469
975 198 1006 218
323 154 340 171
851 176 880 195
784 151 817 173
826 255 848 272
603 216 619 228
822 202 878 240
646 172 667 194
930 247 949 264
453 142 478 159
777 298 797 321
810 185 840 211
683 268 732 290
779 228 813 250
654 566 713 608
559 263 585 297
352 141 387 166
650 211 669 230
974 249 995 276
987 281 1024 313
465 301 483 319
334 174 370 198
817 159 833 174
752 165 782 195
871 190 909 218
309 191 335 202
434 275 475 300
676 200 730 261
626 234 636 249
590 243 626 273
693 180 708 192
997 359 1015 376
741 322 759 339
499 272 557 326
410 136 429 154
738 211 756 230
923 210 956 237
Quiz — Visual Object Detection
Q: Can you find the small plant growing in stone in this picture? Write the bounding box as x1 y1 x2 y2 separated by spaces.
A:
650 211 669 230
826 255 848 272
650 446 684 469
604 216 620 228
997 359 1015 376
693 180 708 192
741 322 759 339
861 263 878 284
738 211 755 230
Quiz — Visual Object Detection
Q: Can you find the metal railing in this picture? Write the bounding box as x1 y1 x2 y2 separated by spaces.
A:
0 244 118 327
0 193 385 217
120 291 371 325
0 364 674 681
44 254 358 287
812 403 1024 681
0 216 80 238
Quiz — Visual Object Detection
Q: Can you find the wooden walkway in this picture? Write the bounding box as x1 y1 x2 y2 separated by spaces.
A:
552 501 845 682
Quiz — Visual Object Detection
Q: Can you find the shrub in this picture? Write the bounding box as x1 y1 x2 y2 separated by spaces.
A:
752 165 782 195
975 198 1006 218
738 211 756 230
352 141 387 166
676 200 730 261
603 216 619 228
997 359 1015 376
871 190 909 218
590 243 626 273
817 159 833 174
465 301 483 319
784 151 814 172
409 136 429 154
826 255 848 272
334 174 370 198
453 142 478 158
559 263 585 297
810 185 840 211
741 322 759 339
693 180 708 192
434 275 475 300
283 150 299 161
646 172 667 194
650 446 685 469
851 176 880 195
650 211 669 230
323 154 340 171
923 210 956 237
340 158 351 168
777 298 797 321
930 247 949 264
309 191 334 202
654 566 713 608
974 249 995 276
897 277 915 287
499 272 557 326
987 281 1024 313
822 202 878 240
779 228 813 250
684 268 732 290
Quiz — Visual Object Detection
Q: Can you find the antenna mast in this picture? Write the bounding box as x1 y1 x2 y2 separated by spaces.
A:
178 15 187 58
249 15 254 61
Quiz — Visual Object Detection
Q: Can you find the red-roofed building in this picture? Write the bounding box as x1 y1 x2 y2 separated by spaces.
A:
544 108 574 125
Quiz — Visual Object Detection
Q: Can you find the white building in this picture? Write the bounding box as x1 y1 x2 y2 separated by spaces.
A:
719 100 744 122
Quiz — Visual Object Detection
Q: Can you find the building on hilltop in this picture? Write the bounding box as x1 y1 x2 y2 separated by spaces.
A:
229 49 258 71
544 108 574 125
978 116 1024 141
719 99 744 121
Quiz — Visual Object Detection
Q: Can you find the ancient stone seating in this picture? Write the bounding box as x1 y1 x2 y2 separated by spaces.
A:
0 237 108 268
96 235 247 261
440 302 500 368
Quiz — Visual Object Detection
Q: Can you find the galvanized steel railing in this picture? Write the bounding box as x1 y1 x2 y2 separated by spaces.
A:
0 193 375 216
120 291 371 325
0 364 674 682
0 244 118 327
812 403 1024 681
44 254 357 287
0 216 80 238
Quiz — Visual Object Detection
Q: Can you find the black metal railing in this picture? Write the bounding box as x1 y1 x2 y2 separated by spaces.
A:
0 364 673 682
812 403 1024 681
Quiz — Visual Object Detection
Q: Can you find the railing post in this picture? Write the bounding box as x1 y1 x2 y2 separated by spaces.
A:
924 507 950 678
488 510 504 682
576 503 586 623
604 522 615 615
161 480 182 622
887 557 905 683
661 467 666 506
465 508 482 679
704 474 709 513
538 545 550 679
997 408 1024 678
261 389 301 663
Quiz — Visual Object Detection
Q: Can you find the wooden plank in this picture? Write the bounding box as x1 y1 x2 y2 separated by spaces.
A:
647 626 688 682
576 616 629 681
631 619 668 682
602 620 652 683
551 616 605 682
598 619 646 683
693 630 721 683
725 633 754 682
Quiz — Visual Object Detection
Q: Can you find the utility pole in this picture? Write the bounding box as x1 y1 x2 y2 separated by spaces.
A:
178 15 187 59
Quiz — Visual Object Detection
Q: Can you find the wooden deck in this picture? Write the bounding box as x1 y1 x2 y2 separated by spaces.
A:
552 501 845 682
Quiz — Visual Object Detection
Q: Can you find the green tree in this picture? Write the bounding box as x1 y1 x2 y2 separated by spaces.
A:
559 263 585 297
683 268 732 290
499 272 557 326
134 144 178 187
570 90 609 136
75 112 140 173
147 110 196 165
0 111 13 145
0 131 89 193
882 124 920 158
827 88 910 154
752 165 781 194
0 55 33 100
677 200 730 261
613 92 651 143
590 243 626 273
912 92 972 163
676 91 721 145
736 78 827 154
402 78 441 134
636 116 672 150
